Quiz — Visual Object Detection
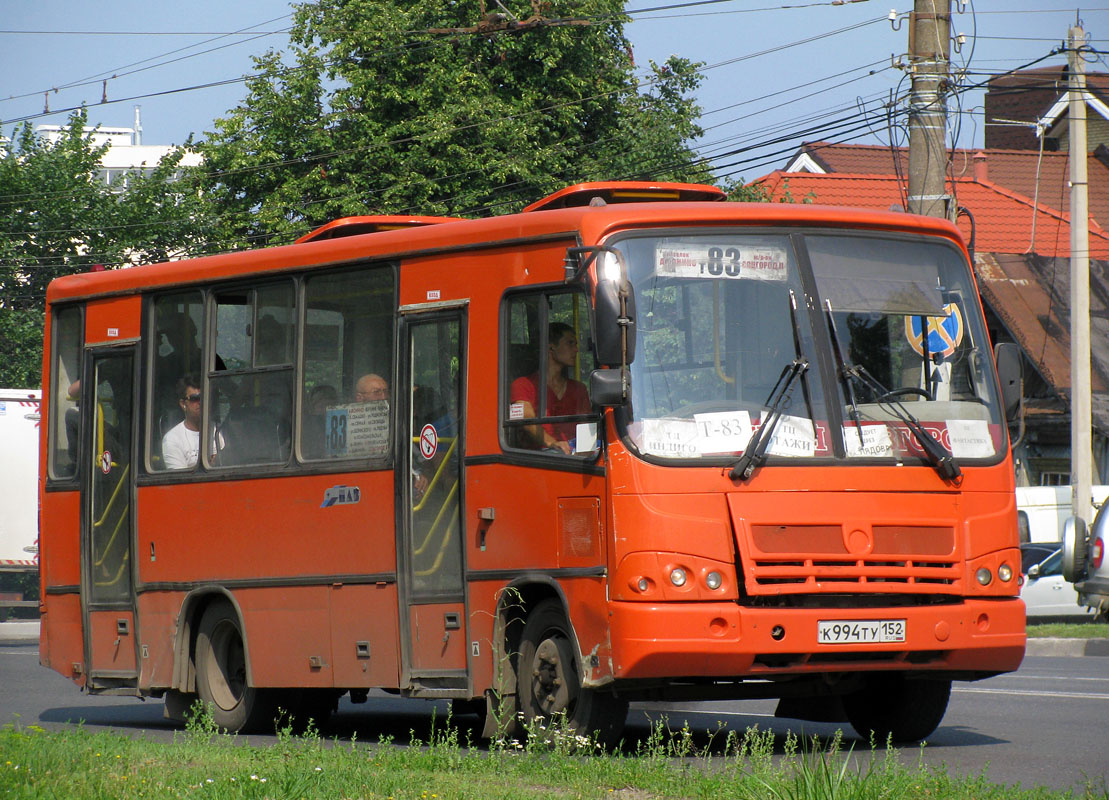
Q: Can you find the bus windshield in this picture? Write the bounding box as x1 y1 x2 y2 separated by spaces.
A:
615 230 1004 464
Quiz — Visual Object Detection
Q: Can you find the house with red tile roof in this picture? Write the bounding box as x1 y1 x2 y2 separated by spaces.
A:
753 144 1109 487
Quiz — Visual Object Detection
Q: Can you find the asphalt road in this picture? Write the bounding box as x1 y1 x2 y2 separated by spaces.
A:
1 626 1105 794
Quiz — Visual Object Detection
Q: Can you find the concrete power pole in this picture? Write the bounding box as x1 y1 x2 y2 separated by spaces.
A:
907 0 952 220
1069 24 1093 525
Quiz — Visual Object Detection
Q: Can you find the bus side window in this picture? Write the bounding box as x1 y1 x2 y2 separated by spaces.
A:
501 289 598 456
298 267 395 463
209 283 295 468
148 292 204 472
48 306 84 481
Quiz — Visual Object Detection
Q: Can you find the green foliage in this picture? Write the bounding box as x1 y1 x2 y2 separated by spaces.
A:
1026 621 1109 638
1 717 1097 799
0 111 216 387
199 0 714 244
0 307 45 387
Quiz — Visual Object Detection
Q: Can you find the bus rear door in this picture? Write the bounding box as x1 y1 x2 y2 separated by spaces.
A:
398 308 468 692
81 346 140 691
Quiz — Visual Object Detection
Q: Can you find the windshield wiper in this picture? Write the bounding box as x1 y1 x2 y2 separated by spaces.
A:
729 357 808 481
824 300 866 450
823 301 961 482
731 291 810 481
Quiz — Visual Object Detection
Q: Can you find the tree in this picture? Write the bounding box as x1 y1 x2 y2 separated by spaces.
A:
0 110 216 387
199 0 714 244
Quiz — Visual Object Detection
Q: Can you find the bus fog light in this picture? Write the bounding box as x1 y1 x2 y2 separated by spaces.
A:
705 571 722 590
998 563 1013 582
670 568 687 587
636 577 650 593
976 567 993 586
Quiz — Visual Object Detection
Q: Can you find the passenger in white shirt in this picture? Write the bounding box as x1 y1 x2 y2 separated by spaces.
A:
162 375 202 469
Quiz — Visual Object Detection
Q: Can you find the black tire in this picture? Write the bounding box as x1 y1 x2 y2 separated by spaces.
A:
517 599 628 748
195 599 272 732
843 673 951 743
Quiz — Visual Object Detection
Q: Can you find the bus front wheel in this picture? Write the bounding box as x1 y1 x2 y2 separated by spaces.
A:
843 673 951 743
195 600 272 732
517 600 628 748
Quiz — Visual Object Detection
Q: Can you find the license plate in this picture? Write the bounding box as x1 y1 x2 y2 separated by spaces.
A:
817 619 906 644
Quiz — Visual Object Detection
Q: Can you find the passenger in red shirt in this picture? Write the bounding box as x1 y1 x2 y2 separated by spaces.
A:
510 322 590 454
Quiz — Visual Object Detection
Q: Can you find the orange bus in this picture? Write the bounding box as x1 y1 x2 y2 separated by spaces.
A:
39 181 1025 744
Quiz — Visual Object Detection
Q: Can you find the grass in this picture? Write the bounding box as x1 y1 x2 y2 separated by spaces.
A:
1 705 1106 800
1026 621 1109 638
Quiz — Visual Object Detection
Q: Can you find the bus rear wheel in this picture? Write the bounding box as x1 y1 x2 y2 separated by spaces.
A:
517 600 628 748
843 673 951 743
195 600 272 732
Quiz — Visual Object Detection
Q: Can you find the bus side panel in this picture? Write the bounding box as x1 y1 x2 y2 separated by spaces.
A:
39 593 86 688
464 580 502 697
562 576 615 686
85 296 141 344
39 490 84 683
329 583 401 688
135 471 395 583
136 472 397 689
464 463 612 682
40 490 82 588
135 591 182 691
239 586 333 688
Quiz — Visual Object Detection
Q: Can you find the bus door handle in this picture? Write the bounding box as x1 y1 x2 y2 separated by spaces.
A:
443 612 461 641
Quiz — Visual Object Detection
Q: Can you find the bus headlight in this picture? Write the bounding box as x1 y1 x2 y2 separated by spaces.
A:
670 568 688 587
705 571 722 590
997 563 1013 582
976 567 993 586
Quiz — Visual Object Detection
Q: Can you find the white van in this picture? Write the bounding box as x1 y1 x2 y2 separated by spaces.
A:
0 389 41 573
1016 485 1109 544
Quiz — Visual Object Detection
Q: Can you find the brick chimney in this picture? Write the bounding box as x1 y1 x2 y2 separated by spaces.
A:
973 151 988 182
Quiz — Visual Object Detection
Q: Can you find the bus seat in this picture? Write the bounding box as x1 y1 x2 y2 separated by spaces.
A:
215 406 289 466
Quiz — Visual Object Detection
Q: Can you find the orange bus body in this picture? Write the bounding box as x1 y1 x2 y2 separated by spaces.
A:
39 184 1023 743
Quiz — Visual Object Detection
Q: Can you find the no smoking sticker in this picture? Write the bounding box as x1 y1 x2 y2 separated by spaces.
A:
419 424 438 460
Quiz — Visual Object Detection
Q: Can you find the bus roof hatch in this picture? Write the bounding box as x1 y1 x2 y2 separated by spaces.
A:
296 215 465 243
522 181 727 213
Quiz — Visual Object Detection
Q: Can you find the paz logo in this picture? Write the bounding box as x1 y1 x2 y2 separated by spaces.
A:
321 485 361 508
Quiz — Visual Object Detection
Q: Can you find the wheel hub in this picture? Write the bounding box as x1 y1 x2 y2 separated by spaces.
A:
530 636 574 716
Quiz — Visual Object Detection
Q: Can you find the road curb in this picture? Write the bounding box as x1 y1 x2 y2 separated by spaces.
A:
1025 636 1109 657
0 621 40 644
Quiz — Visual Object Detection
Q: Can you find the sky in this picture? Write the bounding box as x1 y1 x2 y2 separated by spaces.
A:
1 0 1106 186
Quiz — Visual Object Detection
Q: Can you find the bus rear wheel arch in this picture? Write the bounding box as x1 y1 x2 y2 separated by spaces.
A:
195 599 272 732
517 599 628 748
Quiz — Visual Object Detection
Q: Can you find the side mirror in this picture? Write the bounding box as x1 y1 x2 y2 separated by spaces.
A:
993 342 1022 422
594 279 636 367
1027 564 1041 579
590 368 628 406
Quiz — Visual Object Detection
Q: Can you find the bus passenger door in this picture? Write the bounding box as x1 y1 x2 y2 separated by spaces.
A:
398 309 468 690
81 347 139 690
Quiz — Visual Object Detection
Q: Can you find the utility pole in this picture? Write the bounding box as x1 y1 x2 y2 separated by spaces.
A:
907 0 952 220
1069 23 1093 526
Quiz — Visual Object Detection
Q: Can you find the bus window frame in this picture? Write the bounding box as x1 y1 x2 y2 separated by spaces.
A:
45 303 86 489
138 262 400 484
607 226 1007 470
498 282 603 465
296 262 399 469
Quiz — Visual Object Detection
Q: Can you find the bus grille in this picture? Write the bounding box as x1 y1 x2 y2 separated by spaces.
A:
744 524 961 594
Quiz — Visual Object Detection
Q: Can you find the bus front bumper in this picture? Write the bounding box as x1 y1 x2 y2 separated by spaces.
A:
607 598 1025 680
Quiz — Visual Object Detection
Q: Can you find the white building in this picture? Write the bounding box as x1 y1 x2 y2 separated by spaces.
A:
34 107 201 190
